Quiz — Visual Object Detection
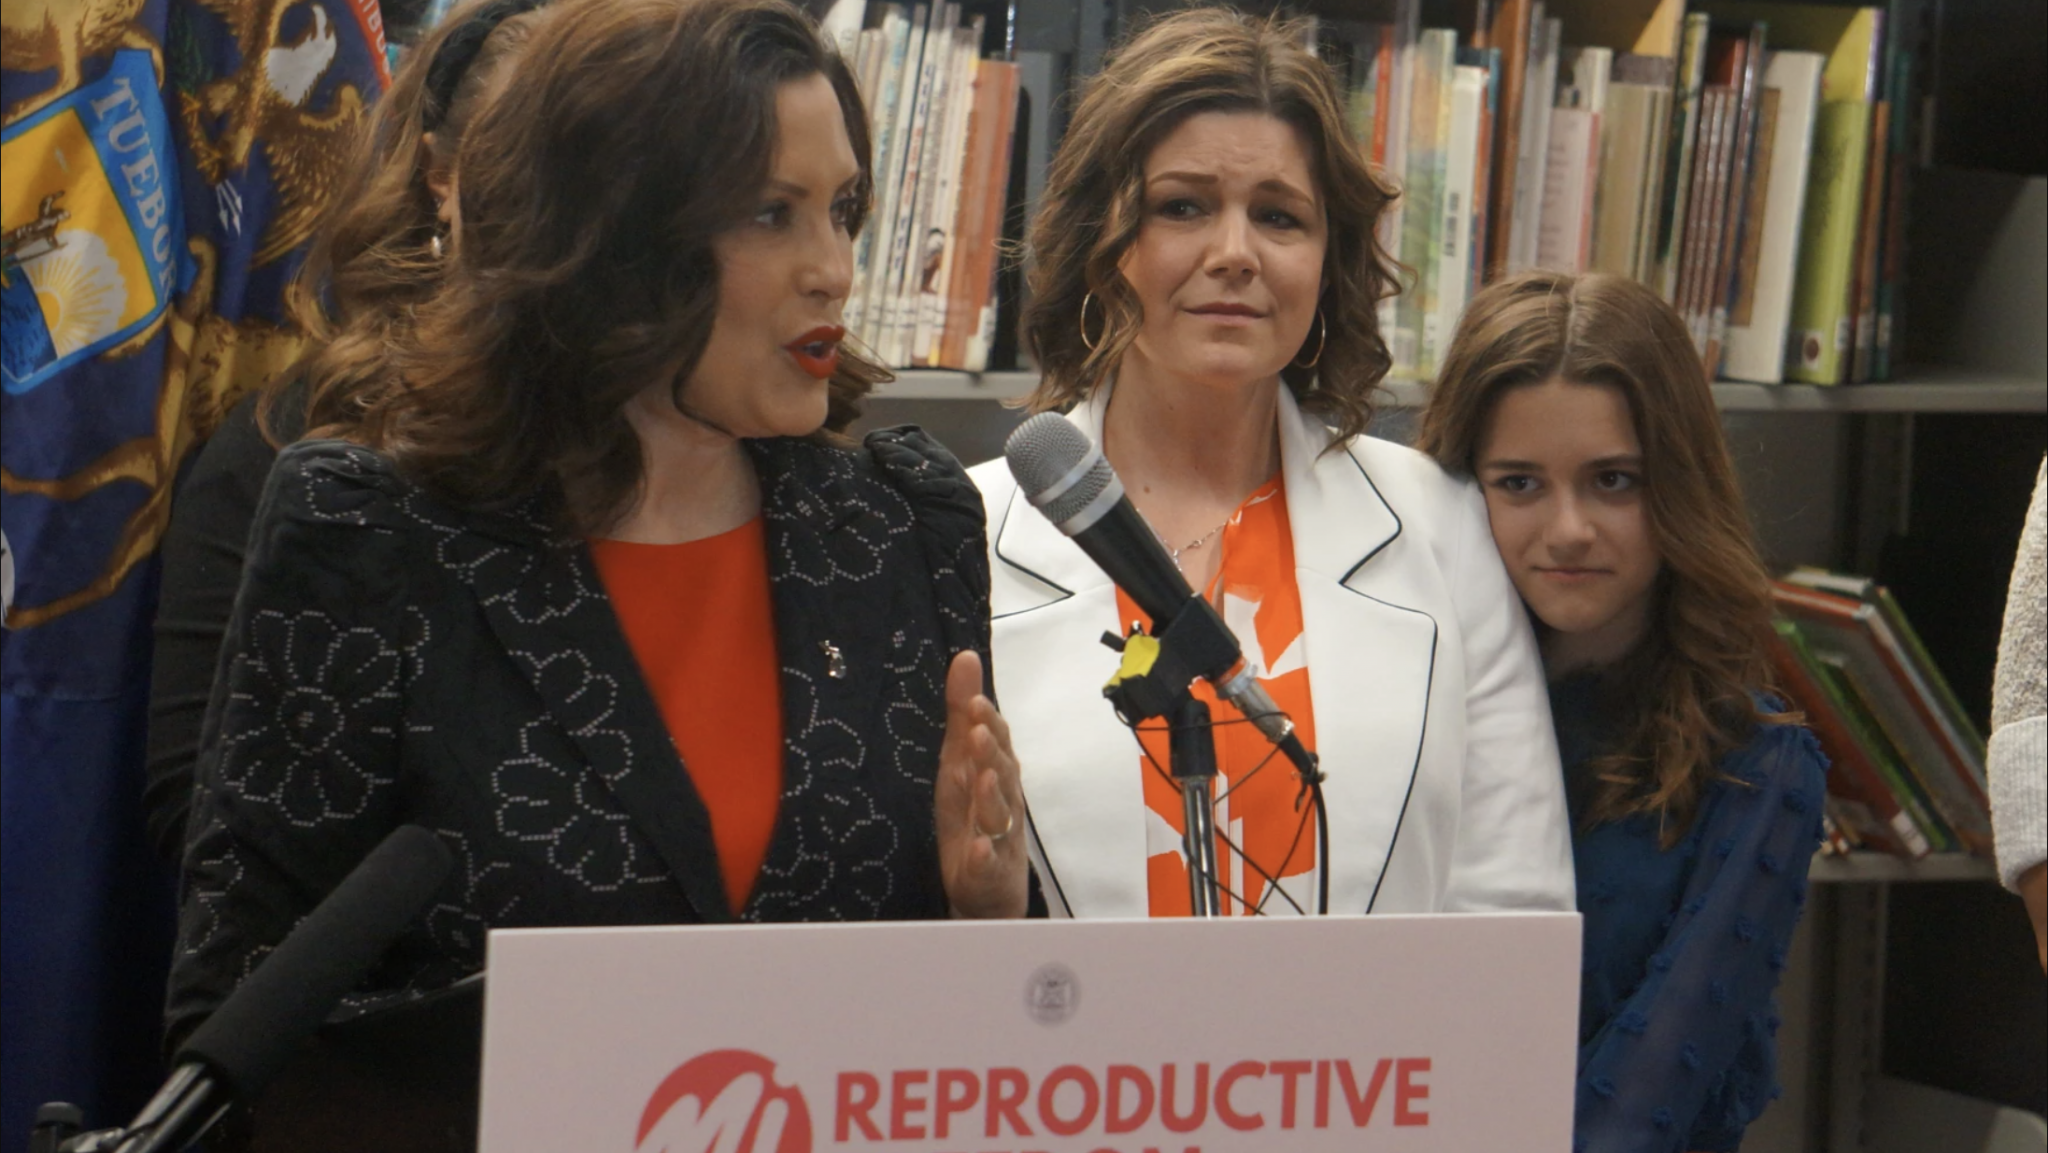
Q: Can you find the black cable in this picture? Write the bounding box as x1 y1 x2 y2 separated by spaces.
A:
1124 712 1318 917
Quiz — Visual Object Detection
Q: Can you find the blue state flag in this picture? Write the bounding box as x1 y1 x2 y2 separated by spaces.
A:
1 0 385 1140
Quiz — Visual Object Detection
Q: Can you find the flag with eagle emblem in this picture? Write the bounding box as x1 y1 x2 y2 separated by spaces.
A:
1 0 385 1136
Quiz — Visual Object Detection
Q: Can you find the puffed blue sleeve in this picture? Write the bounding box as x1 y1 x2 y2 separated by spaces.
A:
1573 722 1830 1153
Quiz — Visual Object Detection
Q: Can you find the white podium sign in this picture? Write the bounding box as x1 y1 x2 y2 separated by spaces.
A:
479 913 1580 1153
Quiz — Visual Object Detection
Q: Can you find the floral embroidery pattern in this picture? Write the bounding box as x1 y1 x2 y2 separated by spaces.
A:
216 608 402 827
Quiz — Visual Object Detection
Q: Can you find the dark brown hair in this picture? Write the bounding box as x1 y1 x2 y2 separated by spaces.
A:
336 0 885 534
281 0 544 438
1020 6 1401 443
1416 270 1792 842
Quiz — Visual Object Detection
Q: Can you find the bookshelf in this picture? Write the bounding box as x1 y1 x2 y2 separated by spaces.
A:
876 367 2048 413
1807 852 1993 884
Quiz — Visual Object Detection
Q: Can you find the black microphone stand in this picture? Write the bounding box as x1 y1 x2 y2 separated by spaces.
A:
1165 694 1226 916
1101 597 1264 917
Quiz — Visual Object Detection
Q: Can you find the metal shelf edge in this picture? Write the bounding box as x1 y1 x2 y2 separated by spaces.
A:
1807 852 1997 884
875 370 2046 413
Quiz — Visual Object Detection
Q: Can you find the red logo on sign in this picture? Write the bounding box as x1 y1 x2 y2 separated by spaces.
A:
637 1049 813 1153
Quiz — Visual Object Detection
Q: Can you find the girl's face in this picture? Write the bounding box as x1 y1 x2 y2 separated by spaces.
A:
679 73 861 437
1475 377 1662 670
1115 111 1327 395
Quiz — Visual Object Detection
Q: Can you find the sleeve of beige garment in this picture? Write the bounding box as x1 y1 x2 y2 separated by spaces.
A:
1990 458 2047 893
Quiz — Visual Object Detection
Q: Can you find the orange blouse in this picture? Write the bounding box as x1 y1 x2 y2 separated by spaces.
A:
1116 476 1320 917
589 519 783 915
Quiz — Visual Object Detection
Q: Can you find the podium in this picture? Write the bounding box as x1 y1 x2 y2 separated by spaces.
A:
478 913 1581 1152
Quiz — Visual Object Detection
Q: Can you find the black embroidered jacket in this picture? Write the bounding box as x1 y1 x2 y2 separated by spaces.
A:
166 429 992 1046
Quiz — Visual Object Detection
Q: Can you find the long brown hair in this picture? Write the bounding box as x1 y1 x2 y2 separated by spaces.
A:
281 0 544 438
338 0 886 535
1416 270 1791 841
1021 7 1400 443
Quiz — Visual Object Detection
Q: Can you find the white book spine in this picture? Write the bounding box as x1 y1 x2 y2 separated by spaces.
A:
1511 16 1562 272
1536 104 1594 271
855 7 917 350
880 2 948 365
1721 51 1823 384
819 0 866 56
898 8 961 364
915 29 978 364
1375 0 1420 344
866 5 927 352
1433 65 1485 366
844 25 889 337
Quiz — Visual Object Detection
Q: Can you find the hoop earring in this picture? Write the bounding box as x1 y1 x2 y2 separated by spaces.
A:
1079 291 1105 353
1293 308 1326 369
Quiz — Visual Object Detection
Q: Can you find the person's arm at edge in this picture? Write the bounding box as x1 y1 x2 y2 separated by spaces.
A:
145 384 301 864
1989 458 2046 969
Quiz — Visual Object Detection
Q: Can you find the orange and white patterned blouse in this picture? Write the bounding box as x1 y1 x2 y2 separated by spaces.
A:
1115 475 1320 917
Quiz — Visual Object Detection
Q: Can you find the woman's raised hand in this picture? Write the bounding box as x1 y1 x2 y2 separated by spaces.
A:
935 650 1029 919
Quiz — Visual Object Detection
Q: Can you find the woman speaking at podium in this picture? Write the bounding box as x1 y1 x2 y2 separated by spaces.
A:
166 0 1027 1140
970 9 1574 919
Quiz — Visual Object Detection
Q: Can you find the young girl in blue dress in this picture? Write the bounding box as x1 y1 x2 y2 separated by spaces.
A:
1419 270 1829 1153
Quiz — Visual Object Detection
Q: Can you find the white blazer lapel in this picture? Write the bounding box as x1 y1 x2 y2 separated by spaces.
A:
1278 393 1442 913
986 393 1152 918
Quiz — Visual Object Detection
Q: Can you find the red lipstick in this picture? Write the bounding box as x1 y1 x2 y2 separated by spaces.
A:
785 326 845 379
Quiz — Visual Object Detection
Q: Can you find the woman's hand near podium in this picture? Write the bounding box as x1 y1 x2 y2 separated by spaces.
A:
937 651 1029 919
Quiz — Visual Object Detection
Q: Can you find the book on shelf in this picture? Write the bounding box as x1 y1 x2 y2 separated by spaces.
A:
1770 574 1993 857
1347 0 1924 389
1438 56 1489 356
1677 81 1732 352
878 1 950 367
1870 40 1914 381
1483 0 1538 275
1590 64 1666 282
1703 3 1885 386
1767 617 1932 858
838 1 1021 370
1653 11 1713 302
1379 0 1421 293
1816 808 1851 856
1535 45 1608 274
1780 567 1989 780
1722 50 1825 384
1507 14 1561 274
1619 53 1676 288
1700 21 1767 375
1846 93 1890 383
948 58 1019 372
1819 650 1962 853
1395 28 1457 379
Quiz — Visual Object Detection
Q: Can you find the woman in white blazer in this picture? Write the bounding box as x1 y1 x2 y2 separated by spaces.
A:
967 9 1573 918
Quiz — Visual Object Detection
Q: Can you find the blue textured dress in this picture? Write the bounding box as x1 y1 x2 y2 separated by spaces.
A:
1552 673 1830 1153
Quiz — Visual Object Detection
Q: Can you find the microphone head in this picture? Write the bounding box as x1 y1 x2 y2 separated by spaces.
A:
1005 412 1119 531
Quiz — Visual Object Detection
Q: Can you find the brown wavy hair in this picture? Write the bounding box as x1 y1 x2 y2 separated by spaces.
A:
1416 271 1792 842
1021 7 1400 443
336 0 886 534
278 0 544 439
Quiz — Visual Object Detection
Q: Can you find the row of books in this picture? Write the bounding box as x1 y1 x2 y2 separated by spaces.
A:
828 1 1022 372
1312 1 1916 387
1766 568 1992 860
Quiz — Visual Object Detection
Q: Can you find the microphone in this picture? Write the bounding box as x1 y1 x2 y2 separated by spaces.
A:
1002 412 1303 755
111 824 455 1153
